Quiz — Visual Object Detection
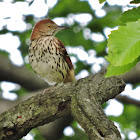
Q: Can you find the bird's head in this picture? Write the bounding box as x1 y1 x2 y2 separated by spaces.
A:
31 19 69 41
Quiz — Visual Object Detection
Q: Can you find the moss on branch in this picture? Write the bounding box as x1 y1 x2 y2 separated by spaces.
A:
0 72 125 140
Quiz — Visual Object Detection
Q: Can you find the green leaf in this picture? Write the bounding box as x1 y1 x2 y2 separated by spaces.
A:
99 0 106 4
107 19 140 66
88 5 122 32
0 50 9 57
105 57 139 77
130 0 140 4
109 104 140 138
94 41 107 56
48 0 93 18
120 7 140 23
56 24 93 51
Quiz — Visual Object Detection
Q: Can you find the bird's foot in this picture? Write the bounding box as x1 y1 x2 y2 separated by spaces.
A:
42 87 51 95
55 82 64 87
42 83 64 95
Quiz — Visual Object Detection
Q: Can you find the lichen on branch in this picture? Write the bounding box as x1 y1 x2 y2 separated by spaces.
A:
0 72 125 140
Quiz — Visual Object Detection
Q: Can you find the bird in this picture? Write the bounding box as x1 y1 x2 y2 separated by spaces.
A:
29 19 75 86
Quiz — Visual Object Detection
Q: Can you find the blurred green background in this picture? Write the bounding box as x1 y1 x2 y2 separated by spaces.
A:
0 0 140 140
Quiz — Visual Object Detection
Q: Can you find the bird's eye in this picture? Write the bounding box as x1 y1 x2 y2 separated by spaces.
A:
47 25 51 28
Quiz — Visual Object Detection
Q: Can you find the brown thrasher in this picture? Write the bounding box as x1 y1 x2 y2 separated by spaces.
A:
29 19 75 85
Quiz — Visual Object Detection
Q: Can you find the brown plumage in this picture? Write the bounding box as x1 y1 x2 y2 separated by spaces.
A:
29 19 75 85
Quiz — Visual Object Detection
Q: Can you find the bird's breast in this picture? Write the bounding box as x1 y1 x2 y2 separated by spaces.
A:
29 36 69 85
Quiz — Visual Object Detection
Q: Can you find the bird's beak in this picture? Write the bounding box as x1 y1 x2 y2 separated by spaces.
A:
57 26 70 30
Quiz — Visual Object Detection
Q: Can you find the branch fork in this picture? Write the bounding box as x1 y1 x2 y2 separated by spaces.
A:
0 72 125 140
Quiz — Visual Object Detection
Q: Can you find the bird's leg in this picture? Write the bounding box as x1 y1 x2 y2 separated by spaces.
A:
56 82 64 87
41 83 64 95
41 87 51 95
41 83 58 95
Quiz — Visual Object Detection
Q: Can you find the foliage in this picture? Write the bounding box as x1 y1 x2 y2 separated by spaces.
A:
99 0 106 4
21 129 46 140
120 7 140 23
105 57 140 77
109 104 140 139
106 5 140 77
130 0 140 4
1 0 140 139
61 121 88 140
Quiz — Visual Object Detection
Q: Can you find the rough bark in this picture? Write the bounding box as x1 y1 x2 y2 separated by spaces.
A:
0 96 73 140
0 72 125 140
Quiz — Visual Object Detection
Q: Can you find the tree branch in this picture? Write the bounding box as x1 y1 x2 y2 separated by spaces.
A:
0 55 47 91
0 72 125 140
71 72 124 140
116 95 140 107
121 62 140 84
0 95 73 140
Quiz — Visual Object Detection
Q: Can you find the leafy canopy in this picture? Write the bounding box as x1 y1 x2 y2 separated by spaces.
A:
106 6 140 77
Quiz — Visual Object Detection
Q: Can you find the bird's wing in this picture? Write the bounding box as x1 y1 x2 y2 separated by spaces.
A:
55 38 73 70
